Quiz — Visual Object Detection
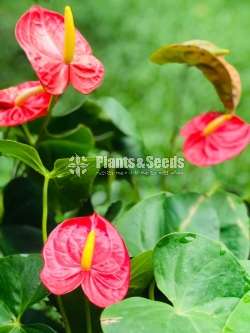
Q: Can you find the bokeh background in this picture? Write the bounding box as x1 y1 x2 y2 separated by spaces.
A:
0 0 249 198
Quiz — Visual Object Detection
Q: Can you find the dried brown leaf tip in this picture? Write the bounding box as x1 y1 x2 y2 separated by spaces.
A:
150 40 241 111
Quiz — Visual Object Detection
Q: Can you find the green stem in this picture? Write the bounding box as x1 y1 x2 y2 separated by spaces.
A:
42 175 50 243
36 96 55 144
22 124 35 146
57 296 72 333
84 297 92 333
148 280 155 300
42 178 72 333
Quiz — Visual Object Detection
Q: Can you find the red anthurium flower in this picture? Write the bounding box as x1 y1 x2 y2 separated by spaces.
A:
0 81 51 127
180 111 250 166
15 6 104 96
40 214 130 308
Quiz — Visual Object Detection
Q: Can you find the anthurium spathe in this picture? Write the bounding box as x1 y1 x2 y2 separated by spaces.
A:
40 213 130 308
15 6 104 96
180 111 250 166
0 81 51 127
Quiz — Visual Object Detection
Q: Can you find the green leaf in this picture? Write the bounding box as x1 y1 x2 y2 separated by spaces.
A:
38 125 94 169
51 86 87 117
0 156 14 187
104 201 123 221
19 324 56 333
0 254 50 332
0 140 47 176
154 233 249 310
115 192 220 256
102 298 176 333
222 292 250 333
115 193 171 256
50 157 98 211
115 191 250 258
92 179 138 218
2 177 42 228
0 226 42 255
208 191 250 259
101 233 250 333
49 97 144 156
240 260 250 276
98 97 141 139
129 251 153 296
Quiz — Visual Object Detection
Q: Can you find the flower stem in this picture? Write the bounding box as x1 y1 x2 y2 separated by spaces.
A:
57 296 72 333
41 177 72 333
36 96 55 144
22 124 35 146
42 175 50 243
84 297 92 333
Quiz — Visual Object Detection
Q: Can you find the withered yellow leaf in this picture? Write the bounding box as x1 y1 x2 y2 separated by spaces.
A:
150 40 241 110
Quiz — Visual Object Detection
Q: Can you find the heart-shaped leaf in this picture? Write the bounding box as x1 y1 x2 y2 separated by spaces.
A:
101 233 250 333
150 40 241 110
0 140 47 176
115 191 250 258
0 254 54 333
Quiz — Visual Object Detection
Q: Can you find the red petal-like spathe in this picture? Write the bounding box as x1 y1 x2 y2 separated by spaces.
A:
0 81 51 127
70 55 105 94
180 111 250 166
15 6 104 95
40 214 130 308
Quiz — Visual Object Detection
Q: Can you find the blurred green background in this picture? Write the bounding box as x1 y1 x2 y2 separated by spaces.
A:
0 0 249 197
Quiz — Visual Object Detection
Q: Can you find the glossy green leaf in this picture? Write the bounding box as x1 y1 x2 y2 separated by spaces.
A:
208 191 250 259
154 233 249 310
129 251 153 296
101 233 250 333
115 192 219 256
51 86 87 117
98 97 141 139
0 140 47 176
222 292 250 333
115 191 250 258
0 254 51 333
115 193 171 256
